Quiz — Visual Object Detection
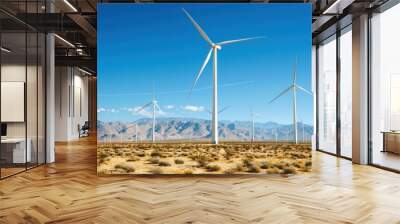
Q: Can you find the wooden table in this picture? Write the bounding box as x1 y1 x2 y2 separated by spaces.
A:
382 131 400 154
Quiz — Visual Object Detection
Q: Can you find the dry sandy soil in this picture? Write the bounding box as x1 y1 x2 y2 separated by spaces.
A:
97 142 312 175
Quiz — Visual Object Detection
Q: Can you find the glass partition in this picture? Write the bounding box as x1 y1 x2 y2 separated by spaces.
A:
317 35 337 154
1 30 28 177
370 3 400 171
0 1 46 179
339 26 352 158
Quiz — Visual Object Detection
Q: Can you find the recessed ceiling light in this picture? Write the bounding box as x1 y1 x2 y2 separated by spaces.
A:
54 34 75 48
78 67 93 76
1 47 11 53
63 0 78 12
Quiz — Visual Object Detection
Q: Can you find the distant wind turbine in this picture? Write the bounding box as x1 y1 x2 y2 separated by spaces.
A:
249 108 261 142
268 58 312 144
135 123 138 143
183 8 264 144
136 88 163 143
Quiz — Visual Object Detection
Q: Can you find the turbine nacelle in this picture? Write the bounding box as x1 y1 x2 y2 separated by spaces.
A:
213 44 222 50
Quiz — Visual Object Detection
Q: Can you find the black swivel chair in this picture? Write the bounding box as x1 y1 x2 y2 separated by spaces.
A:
79 121 90 138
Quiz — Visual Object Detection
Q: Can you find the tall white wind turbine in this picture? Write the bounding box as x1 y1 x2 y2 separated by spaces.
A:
183 8 263 144
268 58 312 144
136 92 162 143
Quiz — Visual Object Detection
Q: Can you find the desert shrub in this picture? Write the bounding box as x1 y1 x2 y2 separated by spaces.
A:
126 156 140 162
124 152 133 157
282 166 296 174
206 164 221 172
136 151 146 157
195 155 210 167
150 150 162 157
183 169 193 175
242 157 253 168
266 167 281 174
158 160 171 166
246 163 260 173
116 151 123 156
174 159 184 164
98 157 110 165
240 157 260 173
148 157 160 164
235 163 244 172
114 163 135 173
259 161 271 169
212 156 219 161
273 162 284 169
98 152 108 159
149 167 163 174
224 168 236 174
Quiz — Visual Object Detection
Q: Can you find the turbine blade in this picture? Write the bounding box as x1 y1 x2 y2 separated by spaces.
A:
189 48 213 95
292 57 297 84
295 85 313 95
217 36 264 46
155 102 162 112
218 105 230 114
182 8 213 46
269 86 293 104
136 102 152 113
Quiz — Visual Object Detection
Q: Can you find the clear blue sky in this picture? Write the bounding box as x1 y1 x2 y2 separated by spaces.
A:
98 3 312 125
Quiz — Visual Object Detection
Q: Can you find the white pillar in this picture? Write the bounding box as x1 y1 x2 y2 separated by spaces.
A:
352 14 369 164
152 102 156 142
312 45 317 150
46 32 55 163
212 47 218 144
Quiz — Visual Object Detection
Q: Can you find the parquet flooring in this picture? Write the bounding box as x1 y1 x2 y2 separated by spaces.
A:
1 136 400 223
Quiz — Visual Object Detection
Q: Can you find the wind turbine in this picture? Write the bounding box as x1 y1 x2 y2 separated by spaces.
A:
135 123 138 143
136 91 162 143
249 108 261 142
183 8 264 144
268 58 312 144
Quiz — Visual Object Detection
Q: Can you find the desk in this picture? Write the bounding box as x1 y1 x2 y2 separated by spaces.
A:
1 138 31 163
382 131 400 154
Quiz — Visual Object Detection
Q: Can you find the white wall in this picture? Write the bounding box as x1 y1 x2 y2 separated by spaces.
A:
55 67 89 141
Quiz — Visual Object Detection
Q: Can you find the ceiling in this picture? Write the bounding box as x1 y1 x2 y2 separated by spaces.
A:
0 0 390 75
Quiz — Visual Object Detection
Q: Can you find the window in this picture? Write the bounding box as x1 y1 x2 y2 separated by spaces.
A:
339 26 352 158
370 3 400 171
317 35 337 154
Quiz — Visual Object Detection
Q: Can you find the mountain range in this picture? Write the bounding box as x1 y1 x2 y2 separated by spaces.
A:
98 118 313 142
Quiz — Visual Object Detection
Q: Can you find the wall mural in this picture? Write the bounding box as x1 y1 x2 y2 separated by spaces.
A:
97 3 313 175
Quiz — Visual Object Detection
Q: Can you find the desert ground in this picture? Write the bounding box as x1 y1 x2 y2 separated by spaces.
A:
97 142 312 175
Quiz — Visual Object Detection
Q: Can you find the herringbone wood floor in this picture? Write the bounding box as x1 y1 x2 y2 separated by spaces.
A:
1 136 400 224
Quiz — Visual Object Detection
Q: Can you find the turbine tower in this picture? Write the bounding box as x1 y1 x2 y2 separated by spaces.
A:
183 8 263 144
249 108 261 142
136 92 162 143
268 58 312 144
135 123 138 143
